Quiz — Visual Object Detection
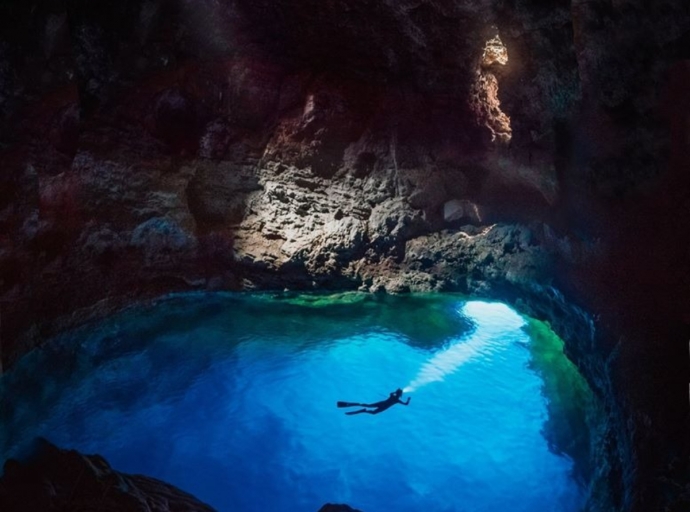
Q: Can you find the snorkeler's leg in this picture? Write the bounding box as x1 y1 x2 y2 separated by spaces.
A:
346 409 370 415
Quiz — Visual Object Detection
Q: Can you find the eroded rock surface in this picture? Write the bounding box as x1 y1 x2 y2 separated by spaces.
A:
0 1 688 511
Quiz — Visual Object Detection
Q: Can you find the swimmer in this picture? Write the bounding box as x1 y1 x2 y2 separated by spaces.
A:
337 388 410 415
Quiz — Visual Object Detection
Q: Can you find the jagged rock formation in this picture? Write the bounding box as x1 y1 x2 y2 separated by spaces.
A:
0 1 688 511
0 439 215 512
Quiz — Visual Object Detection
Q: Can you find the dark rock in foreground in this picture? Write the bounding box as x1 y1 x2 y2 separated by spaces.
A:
319 505 363 512
0 439 215 512
0 439 365 512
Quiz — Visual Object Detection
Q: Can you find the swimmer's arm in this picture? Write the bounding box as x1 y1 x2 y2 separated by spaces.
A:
399 397 411 405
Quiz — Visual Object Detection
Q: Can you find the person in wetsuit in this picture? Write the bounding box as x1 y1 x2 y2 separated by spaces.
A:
341 388 411 415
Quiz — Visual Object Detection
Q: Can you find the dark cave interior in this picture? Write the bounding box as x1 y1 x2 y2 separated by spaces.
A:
0 0 689 511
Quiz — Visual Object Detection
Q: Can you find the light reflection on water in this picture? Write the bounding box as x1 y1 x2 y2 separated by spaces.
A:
0 293 586 512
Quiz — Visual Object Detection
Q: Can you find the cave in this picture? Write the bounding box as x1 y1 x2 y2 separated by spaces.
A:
0 1 688 512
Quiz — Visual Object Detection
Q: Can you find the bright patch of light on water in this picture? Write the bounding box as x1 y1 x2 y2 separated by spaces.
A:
404 301 525 393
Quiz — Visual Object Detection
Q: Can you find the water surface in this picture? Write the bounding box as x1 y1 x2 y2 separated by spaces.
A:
0 292 590 512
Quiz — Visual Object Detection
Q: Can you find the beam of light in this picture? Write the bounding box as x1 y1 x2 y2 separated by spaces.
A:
403 301 525 393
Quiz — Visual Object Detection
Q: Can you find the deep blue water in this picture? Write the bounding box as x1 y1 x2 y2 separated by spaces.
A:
0 293 587 512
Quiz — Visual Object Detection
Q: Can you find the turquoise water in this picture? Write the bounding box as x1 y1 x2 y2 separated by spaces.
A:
0 293 589 512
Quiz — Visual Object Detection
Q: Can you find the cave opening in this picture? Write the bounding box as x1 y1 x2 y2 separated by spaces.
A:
0 292 602 512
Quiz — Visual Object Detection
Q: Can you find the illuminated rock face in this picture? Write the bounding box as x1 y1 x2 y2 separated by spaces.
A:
0 1 688 511
471 35 512 144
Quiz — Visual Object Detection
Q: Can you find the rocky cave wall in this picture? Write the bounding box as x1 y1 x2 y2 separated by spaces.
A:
0 1 689 511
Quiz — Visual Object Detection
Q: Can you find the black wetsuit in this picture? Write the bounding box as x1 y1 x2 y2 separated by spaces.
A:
345 392 410 415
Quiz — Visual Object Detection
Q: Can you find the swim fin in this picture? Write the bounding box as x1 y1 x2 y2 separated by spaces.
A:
337 401 360 408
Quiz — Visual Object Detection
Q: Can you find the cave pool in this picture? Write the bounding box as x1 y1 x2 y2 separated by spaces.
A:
0 292 596 512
